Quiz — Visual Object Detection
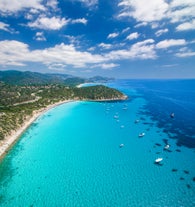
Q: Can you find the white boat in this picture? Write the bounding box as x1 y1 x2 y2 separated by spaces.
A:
155 158 163 163
138 132 145 137
119 144 124 148
134 119 140 123
164 144 170 150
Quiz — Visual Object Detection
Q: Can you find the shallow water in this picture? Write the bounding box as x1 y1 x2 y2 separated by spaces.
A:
0 80 194 206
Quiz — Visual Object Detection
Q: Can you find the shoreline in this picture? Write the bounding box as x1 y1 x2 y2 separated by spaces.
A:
0 100 74 160
0 95 127 161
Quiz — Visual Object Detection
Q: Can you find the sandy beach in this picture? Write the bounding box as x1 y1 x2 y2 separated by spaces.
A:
0 100 73 160
0 95 127 160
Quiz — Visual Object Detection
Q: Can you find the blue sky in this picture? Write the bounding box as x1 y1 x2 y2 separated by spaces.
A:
0 0 195 78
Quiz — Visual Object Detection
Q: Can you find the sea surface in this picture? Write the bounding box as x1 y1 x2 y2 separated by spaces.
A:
0 79 195 207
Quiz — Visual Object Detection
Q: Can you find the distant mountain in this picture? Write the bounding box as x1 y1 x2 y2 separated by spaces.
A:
0 70 114 86
0 70 85 86
88 76 114 83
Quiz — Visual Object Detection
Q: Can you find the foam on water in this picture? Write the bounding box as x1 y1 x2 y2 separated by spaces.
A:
0 80 194 206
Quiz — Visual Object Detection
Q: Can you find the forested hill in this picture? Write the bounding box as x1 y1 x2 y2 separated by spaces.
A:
0 70 114 86
0 75 127 140
0 70 85 86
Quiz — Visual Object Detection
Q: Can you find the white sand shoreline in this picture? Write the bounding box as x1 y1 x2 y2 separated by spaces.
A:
0 100 73 160
0 95 127 160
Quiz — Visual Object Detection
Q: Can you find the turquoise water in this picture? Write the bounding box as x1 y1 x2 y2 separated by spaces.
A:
0 80 195 206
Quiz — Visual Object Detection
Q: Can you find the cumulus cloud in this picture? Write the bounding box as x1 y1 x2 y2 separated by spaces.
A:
34 32 46 41
93 63 119 69
175 47 195 57
118 0 168 22
135 22 148 28
0 40 105 68
28 16 69 30
176 20 195 31
117 0 195 32
71 18 88 25
46 0 58 10
0 40 30 66
107 39 156 60
122 27 130 33
0 39 158 70
126 32 139 40
156 39 186 49
0 22 11 32
169 0 195 23
74 0 98 7
0 0 45 14
176 51 195 57
107 32 119 39
155 28 168 37
98 43 112 49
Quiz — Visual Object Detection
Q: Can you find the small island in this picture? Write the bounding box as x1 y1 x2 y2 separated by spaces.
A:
0 71 127 158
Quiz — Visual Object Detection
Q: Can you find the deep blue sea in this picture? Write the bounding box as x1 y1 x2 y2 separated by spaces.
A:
0 79 195 206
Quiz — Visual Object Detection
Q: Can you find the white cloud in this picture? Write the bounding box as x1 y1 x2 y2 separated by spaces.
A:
122 27 130 33
0 40 30 66
98 43 112 49
101 63 119 69
117 0 195 32
71 18 88 25
0 39 159 70
176 51 195 57
46 0 58 10
93 63 119 70
74 0 98 7
156 39 186 49
135 22 148 28
0 0 45 14
34 32 46 41
107 39 156 60
0 22 11 32
107 32 119 39
126 32 139 40
169 0 195 23
48 63 66 71
175 47 195 57
118 0 169 22
0 40 106 68
155 28 168 37
28 16 69 30
151 22 159 29
176 20 195 31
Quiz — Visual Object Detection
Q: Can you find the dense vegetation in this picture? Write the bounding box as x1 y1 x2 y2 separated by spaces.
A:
0 77 126 140
0 70 113 86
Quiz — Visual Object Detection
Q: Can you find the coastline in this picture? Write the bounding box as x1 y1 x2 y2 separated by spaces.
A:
0 100 73 160
0 95 127 161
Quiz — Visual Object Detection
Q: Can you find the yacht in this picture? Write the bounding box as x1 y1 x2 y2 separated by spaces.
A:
164 144 170 150
155 158 163 163
119 144 124 148
170 113 175 118
138 132 145 137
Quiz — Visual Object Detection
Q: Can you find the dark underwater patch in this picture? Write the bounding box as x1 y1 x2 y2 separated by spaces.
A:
155 143 162 146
